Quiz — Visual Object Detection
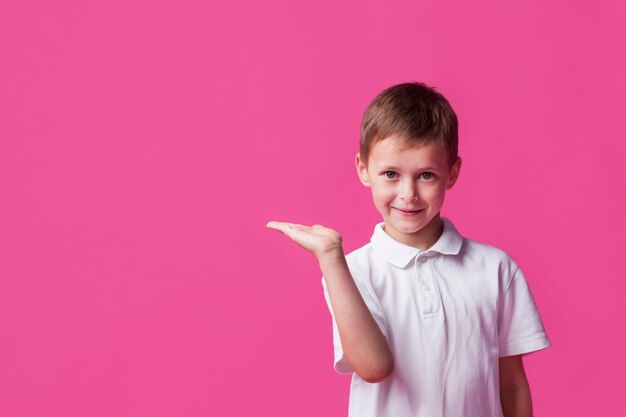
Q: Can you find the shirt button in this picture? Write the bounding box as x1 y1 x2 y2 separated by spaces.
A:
423 285 431 291
420 257 428 263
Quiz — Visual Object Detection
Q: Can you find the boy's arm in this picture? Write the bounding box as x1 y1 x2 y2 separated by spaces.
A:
499 355 533 417
319 249 394 383
265 220 394 383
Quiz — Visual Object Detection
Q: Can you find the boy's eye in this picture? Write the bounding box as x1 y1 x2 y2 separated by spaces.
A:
382 171 436 180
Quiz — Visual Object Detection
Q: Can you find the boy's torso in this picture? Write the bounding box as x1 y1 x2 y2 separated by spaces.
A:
341 217 516 417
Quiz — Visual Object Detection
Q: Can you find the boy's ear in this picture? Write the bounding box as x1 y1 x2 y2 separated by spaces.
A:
446 156 462 189
355 152 371 187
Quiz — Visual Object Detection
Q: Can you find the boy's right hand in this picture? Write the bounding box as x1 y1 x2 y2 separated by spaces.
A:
266 221 344 260
267 220 394 382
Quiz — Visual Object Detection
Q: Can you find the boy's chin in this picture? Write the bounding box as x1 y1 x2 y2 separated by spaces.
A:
386 213 441 232
385 219 428 234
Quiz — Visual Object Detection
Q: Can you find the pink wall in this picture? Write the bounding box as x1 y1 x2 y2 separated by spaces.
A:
1 0 625 416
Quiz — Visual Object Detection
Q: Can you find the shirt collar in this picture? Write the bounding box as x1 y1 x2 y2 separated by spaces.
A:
370 216 464 268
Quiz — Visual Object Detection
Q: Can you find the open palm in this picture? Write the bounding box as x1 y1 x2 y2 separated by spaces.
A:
266 221 343 259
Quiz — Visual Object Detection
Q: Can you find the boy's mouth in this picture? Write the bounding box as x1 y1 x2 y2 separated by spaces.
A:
394 207 424 214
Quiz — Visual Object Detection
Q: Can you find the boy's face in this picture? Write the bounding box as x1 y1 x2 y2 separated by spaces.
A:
356 136 462 249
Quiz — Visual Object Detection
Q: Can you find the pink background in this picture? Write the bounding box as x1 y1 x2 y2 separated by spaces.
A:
1 0 625 416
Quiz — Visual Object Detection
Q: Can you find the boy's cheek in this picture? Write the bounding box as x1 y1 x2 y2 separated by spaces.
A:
373 190 394 202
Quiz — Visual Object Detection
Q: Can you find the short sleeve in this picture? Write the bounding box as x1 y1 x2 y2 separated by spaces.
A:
498 263 552 357
321 262 388 374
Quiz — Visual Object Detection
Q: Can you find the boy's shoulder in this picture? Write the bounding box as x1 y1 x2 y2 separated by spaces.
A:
462 235 519 265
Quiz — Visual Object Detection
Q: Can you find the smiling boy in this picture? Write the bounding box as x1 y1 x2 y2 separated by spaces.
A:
267 82 550 417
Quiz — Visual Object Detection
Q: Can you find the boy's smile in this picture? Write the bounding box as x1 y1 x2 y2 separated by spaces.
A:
356 136 462 250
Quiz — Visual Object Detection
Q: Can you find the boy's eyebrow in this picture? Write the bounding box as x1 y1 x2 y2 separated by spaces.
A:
379 165 441 171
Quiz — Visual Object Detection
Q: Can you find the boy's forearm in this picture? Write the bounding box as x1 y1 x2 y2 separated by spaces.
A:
500 383 533 417
319 249 394 383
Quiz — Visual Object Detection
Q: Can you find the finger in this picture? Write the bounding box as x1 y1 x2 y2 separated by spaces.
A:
267 221 308 237
266 221 293 232
291 223 313 231
267 221 312 231
273 225 309 244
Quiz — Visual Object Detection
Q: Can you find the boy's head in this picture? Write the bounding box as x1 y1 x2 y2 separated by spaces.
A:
359 82 459 170
355 82 462 249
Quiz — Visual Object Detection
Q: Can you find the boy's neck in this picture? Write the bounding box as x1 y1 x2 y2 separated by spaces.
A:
383 214 444 251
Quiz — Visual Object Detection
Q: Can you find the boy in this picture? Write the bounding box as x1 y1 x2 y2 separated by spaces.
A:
266 82 551 417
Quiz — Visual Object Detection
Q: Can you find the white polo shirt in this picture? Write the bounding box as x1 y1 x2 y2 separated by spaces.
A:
321 216 551 417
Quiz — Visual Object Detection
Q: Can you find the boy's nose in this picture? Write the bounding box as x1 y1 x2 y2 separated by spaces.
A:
399 181 418 201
